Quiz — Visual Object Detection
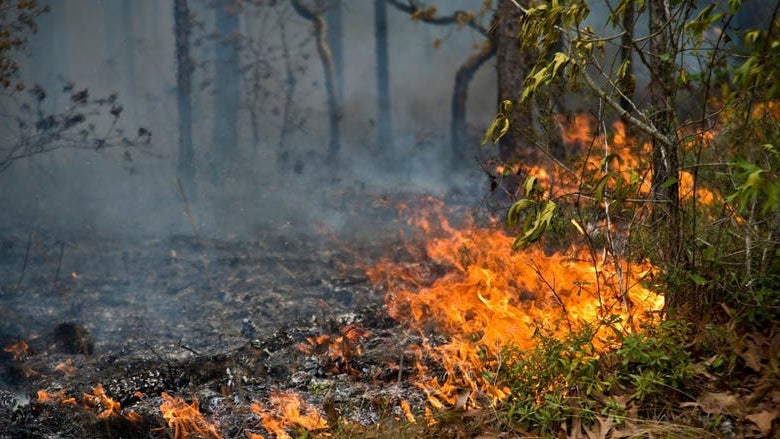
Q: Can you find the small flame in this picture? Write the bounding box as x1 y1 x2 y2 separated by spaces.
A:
159 392 222 439
36 385 131 421
36 389 67 403
252 391 328 439
55 358 78 376
297 324 371 373
3 340 29 360
82 385 122 419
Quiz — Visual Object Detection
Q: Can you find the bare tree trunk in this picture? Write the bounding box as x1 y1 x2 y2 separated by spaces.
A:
374 0 393 153
211 0 239 184
175 0 195 201
452 39 495 166
292 0 342 161
648 0 680 268
276 5 297 163
495 0 534 162
326 0 344 102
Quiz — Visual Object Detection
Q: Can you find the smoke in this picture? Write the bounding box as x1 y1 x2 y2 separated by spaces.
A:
0 0 497 242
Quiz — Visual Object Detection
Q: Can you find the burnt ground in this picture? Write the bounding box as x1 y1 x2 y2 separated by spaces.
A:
0 192 483 439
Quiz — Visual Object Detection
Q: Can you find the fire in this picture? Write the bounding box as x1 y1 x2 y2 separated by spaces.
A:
55 358 77 376
36 388 68 403
369 200 663 408
3 340 29 360
251 391 328 439
36 385 130 420
82 385 122 419
297 323 371 372
159 392 222 439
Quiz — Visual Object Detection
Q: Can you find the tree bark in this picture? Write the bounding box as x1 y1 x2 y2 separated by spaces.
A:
174 0 195 200
452 39 495 166
374 0 393 152
495 0 534 162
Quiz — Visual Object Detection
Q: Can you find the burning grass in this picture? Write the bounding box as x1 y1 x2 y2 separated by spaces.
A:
367 197 664 410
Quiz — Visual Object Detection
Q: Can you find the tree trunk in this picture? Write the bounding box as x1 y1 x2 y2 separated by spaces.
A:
452 39 495 167
495 0 534 162
174 0 195 200
374 0 393 152
291 0 342 161
211 0 239 184
648 0 681 272
326 0 344 102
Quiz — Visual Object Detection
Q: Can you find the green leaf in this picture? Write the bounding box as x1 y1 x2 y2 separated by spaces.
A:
660 177 679 189
524 175 540 196
689 273 707 286
507 199 536 227
512 200 557 250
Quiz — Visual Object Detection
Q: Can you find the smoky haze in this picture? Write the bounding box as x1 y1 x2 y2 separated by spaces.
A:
0 0 497 242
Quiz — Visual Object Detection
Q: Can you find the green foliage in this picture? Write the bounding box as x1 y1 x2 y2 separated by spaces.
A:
498 320 695 435
506 175 557 249
482 99 512 145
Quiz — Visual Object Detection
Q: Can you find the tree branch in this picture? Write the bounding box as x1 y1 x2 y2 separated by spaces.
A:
385 0 489 36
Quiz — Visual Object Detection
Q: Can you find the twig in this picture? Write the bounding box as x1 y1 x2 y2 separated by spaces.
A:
16 229 33 288
176 177 199 239
526 260 572 332
178 340 201 357
53 240 64 289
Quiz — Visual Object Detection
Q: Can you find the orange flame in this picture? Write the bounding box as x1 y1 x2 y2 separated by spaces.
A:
368 197 663 408
159 392 222 439
54 358 77 376
82 385 122 419
36 389 68 403
3 340 29 360
36 385 132 421
297 324 371 373
252 391 328 439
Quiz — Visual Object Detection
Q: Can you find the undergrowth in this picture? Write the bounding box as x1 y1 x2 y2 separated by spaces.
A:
496 319 696 436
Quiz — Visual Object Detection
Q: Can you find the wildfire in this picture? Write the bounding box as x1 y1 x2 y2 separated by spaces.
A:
365 115 737 410
159 392 222 439
251 391 328 439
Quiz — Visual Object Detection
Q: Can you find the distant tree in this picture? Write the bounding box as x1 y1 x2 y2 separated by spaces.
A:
385 0 494 165
174 0 195 198
374 0 392 153
210 0 240 183
326 0 344 101
291 0 342 161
